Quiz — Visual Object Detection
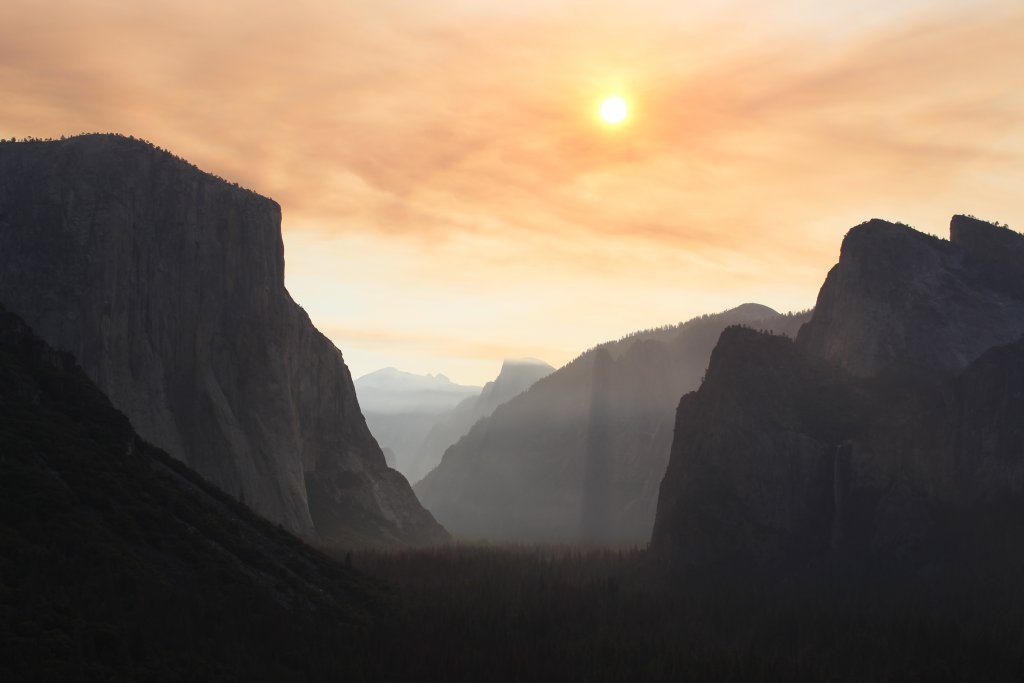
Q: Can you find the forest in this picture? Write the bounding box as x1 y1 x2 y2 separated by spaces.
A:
346 543 1024 682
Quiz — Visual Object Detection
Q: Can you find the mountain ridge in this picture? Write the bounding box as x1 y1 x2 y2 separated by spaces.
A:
408 358 555 483
416 304 811 543
354 367 481 415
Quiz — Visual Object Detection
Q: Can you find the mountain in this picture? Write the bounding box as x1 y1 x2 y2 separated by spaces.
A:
354 368 480 478
0 304 378 679
415 304 810 543
799 216 1024 378
651 216 1024 573
408 358 554 483
355 367 481 414
0 134 446 547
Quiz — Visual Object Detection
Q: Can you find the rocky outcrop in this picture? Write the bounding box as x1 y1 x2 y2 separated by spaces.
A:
415 304 810 543
0 134 446 547
652 327 866 567
409 358 553 483
798 216 1024 378
652 216 1024 571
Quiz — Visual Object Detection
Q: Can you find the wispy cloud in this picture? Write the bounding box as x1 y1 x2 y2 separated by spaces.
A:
2 0 1021 381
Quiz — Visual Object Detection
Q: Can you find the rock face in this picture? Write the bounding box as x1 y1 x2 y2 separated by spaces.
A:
0 135 446 547
415 304 809 543
798 216 1024 378
410 358 554 483
652 217 1024 571
354 367 481 481
652 327 866 567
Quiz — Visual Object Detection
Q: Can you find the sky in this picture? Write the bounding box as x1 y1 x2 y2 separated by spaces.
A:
2 0 1022 384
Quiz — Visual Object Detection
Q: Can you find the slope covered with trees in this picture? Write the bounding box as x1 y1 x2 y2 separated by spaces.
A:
0 305 380 681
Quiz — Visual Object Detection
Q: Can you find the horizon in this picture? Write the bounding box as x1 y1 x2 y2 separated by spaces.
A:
3 0 1021 384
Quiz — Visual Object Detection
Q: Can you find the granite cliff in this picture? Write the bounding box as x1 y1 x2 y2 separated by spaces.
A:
0 134 447 547
416 304 809 543
652 216 1024 571
799 216 1024 378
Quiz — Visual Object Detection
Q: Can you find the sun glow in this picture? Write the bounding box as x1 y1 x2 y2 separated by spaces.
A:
599 95 629 125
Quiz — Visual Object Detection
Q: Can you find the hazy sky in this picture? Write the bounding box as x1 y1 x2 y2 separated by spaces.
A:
3 0 1021 383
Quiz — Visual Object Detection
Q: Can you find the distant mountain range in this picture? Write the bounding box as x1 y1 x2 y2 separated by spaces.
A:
355 368 480 478
652 216 1024 574
355 360 553 483
411 358 554 483
0 134 446 547
356 367 482 415
415 304 809 543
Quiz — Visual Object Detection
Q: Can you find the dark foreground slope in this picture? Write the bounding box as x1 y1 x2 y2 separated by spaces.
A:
0 135 446 547
417 304 808 544
653 216 1024 573
0 306 381 681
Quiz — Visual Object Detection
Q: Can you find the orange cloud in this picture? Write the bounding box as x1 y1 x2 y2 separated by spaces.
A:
1 0 1021 382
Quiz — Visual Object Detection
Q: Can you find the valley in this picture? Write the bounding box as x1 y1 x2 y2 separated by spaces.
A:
2 134 1023 682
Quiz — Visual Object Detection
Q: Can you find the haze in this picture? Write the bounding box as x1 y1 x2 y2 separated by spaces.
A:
3 0 1021 383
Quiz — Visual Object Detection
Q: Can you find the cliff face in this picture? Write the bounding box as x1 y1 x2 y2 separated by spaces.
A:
798 217 1024 378
652 217 1024 571
0 135 446 546
651 328 859 567
415 304 810 543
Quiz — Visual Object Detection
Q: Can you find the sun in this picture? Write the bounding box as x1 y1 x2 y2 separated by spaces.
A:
599 95 629 125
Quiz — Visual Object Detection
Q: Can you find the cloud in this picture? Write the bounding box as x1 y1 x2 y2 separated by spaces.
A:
5 2 1019 239
2 0 1021 381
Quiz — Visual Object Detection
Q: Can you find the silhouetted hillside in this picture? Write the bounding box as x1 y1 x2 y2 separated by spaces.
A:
416 304 810 543
0 305 380 681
